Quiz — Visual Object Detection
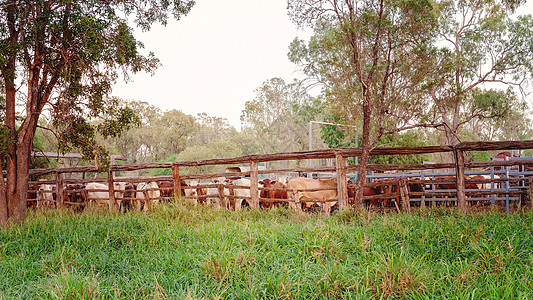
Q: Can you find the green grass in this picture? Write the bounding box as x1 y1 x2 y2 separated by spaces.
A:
1 204 532 299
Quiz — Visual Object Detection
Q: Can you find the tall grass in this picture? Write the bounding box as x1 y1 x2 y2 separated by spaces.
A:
1 204 532 299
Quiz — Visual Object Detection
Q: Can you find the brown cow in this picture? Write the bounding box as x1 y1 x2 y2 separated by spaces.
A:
348 180 391 208
436 175 482 190
348 182 372 205
122 183 137 211
27 184 40 209
64 184 86 212
158 181 174 198
435 175 483 206
287 177 337 215
465 175 489 206
260 178 288 209
158 180 188 199
377 176 426 208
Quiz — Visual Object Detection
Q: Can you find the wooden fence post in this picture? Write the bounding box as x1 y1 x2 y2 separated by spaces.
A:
107 170 116 210
56 172 64 208
398 179 410 212
335 153 348 211
250 160 259 209
172 165 182 199
454 149 467 212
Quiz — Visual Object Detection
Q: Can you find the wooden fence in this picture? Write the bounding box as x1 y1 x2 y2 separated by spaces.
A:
27 140 533 213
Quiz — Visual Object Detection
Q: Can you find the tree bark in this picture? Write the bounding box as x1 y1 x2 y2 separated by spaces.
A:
454 149 467 212
0 161 8 226
1 4 19 225
4 141 32 224
353 92 372 208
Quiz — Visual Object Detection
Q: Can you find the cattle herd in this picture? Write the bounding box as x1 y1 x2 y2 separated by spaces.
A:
26 172 522 214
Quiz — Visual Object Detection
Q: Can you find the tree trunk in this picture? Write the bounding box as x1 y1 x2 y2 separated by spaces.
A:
353 142 372 209
1 6 19 226
1 64 38 225
353 92 372 208
3 141 32 225
0 162 8 226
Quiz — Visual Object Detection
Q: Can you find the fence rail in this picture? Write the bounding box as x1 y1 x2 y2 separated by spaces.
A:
26 140 533 213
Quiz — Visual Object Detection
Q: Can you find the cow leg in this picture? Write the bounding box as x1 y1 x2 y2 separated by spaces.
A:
142 190 150 211
290 192 302 212
323 203 332 216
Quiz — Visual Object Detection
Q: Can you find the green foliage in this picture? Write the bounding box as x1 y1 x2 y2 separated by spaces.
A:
319 114 429 165
96 98 141 139
319 115 356 149
176 140 243 174
370 131 431 165
195 113 236 146
470 151 490 162
288 0 533 148
52 97 140 170
150 140 244 175
420 1 533 145
240 78 317 155
472 89 514 118
152 154 179 176
98 100 162 163
288 0 439 156
0 0 195 171
97 102 241 166
1 207 532 298
455 89 532 144
29 132 53 171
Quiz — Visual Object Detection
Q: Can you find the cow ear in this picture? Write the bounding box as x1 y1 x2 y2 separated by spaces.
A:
271 180 277 184
259 180 263 185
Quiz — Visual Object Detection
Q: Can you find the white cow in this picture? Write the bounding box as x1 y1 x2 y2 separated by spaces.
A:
184 180 201 206
276 176 289 185
86 182 126 208
287 177 338 215
231 178 262 210
136 182 161 211
37 184 55 208
205 178 230 209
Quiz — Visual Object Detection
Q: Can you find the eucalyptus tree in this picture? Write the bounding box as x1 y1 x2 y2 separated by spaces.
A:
99 100 161 163
288 0 437 206
151 109 197 160
195 112 237 146
458 91 531 142
0 0 194 225
422 1 533 146
240 78 316 167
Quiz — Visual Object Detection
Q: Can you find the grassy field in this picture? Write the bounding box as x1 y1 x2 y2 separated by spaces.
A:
1 204 532 299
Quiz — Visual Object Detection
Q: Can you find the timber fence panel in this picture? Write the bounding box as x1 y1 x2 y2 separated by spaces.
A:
26 140 533 213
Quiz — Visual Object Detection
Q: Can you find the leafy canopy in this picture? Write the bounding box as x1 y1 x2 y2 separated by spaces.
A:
0 0 195 168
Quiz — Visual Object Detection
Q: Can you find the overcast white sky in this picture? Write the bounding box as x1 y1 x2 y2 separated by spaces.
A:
111 0 533 130
112 0 307 129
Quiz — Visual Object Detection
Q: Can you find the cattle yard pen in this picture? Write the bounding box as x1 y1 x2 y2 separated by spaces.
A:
27 140 533 213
